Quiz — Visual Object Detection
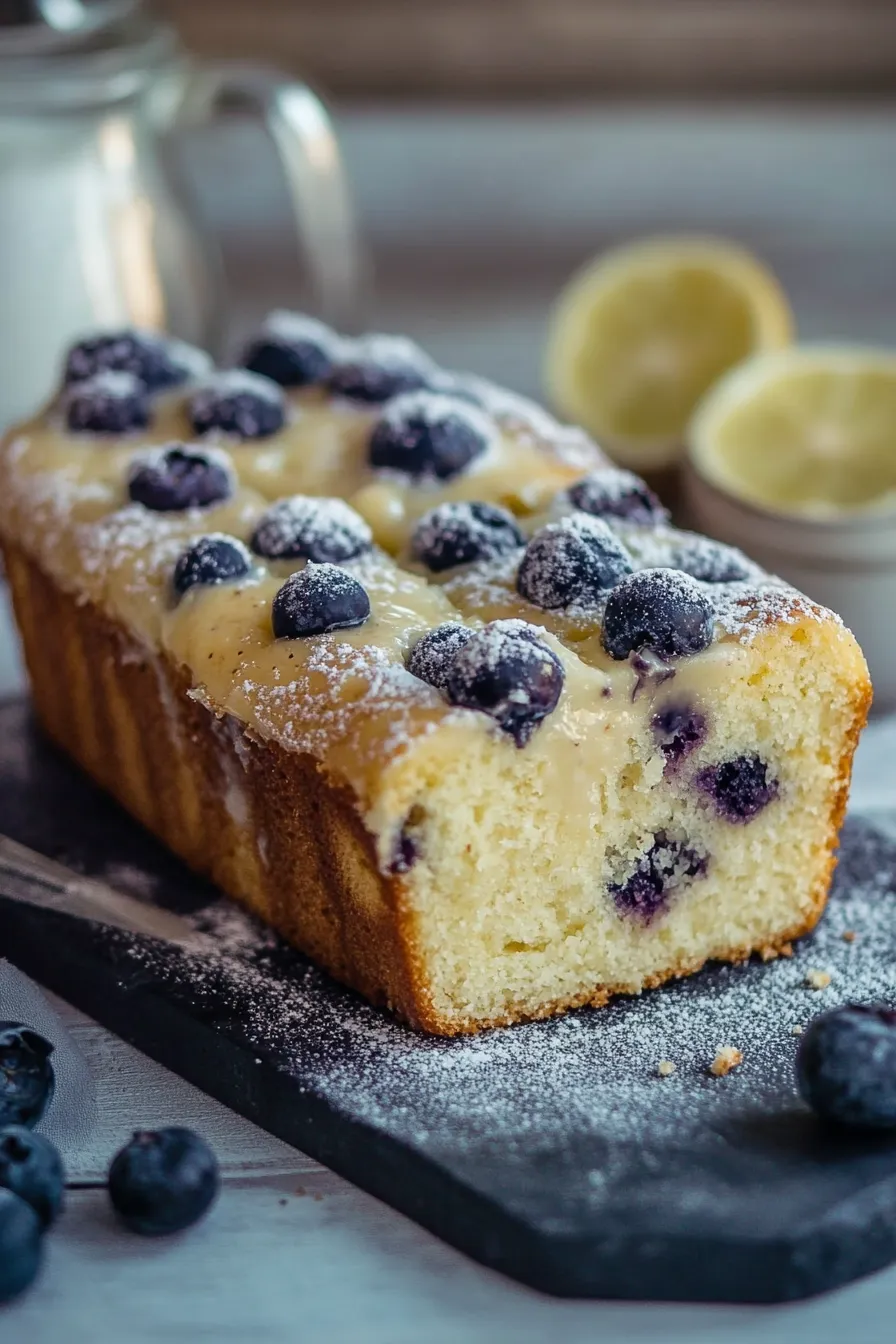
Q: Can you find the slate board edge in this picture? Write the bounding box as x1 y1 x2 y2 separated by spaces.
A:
5 898 896 1304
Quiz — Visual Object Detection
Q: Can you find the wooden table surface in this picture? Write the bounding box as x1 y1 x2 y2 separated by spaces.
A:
4 106 896 1341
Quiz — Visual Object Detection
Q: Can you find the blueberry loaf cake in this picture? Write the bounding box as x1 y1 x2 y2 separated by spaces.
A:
0 319 871 1034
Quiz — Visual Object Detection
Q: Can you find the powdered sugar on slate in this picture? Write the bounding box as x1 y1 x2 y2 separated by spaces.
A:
110 813 896 1163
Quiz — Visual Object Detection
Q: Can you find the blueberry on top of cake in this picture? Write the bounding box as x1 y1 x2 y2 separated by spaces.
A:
411 501 523 573
240 312 342 388
128 444 236 512
64 329 211 391
517 514 632 610
446 620 565 747
173 534 252 595
251 496 373 564
272 563 371 638
670 536 754 584
602 568 715 660
407 622 475 692
189 370 286 441
368 392 496 481
64 371 150 435
327 334 435 404
567 467 669 527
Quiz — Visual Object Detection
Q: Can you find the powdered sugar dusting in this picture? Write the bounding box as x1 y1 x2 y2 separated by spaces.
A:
109 813 896 1157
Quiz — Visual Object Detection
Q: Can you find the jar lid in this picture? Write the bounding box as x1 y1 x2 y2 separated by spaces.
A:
0 1 177 109
0 0 140 55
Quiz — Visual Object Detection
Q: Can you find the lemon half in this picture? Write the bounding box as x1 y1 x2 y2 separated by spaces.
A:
544 236 793 471
689 345 896 518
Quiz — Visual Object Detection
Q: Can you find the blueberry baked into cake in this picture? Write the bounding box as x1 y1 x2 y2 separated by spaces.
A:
0 318 871 1034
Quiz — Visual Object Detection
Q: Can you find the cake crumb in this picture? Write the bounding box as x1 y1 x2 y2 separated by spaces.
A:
791 1024 804 1036
709 1046 743 1077
805 969 832 990
842 930 857 944
656 1059 676 1077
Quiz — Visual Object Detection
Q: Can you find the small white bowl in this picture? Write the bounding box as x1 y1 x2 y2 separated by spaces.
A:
683 463 893 711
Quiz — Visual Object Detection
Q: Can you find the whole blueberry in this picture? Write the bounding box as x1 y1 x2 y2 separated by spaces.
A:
407 622 475 692
65 371 150 435
241 311 340 387
64 329 211 391
271 563 371 638
251 496 372 564
0 1023 54 1129
445 620 565 747
602 568 715 660
672 537 753 584
411 501 523 573
173 535 252 596
327 334 434 403
610 831 707 924
696 753 778 823
368 392 494 481
108 1127 219 1236
568 468 669 527
797 1005 896 1130
517 515 632 610
0 1127 64 1228
189 370 286 440
127 444 235 512
0 1190 42 1303
652 701 707 769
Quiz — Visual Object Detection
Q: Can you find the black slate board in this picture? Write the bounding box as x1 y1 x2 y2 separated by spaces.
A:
2 697 896 1304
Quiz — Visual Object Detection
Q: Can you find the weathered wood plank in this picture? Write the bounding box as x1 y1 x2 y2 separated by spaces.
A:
160 0 896 100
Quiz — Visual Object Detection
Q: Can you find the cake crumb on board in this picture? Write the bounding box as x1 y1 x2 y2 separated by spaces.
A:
709 1046 743 1077
656 1059 676 1077
805 969 832 990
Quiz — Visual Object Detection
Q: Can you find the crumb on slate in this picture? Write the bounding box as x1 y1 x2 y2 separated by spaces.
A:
805 968 832 990
791 1025 804 1037
709 1046 743 1077
842 930 857 944
657 1059 676 1077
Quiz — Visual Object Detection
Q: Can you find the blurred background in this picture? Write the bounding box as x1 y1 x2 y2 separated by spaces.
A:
2 0 896 414
164 0 896 391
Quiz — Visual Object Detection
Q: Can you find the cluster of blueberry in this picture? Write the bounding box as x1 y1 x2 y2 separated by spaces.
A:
0 1022 219 1304
62 324 503 488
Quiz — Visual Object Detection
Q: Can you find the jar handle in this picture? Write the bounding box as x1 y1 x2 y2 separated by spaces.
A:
175 62 363 330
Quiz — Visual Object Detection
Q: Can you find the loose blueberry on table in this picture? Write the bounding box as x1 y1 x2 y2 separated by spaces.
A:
0 1126 64 1228
368 392 494 480
127 443 235 512
64 329 211 391
411 501 523 573
272 563 371 638
0 1187 43 1304
189 370 286 440
173 535 253 597
516 515 632 610
797 1004 896 1129
0 1022 55 1128
251 496 372 564
108 1127 219 1236
64 371 150 435
241 312 340 388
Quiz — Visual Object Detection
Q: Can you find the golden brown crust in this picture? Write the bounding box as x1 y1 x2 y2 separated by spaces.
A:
2 542 871 1037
